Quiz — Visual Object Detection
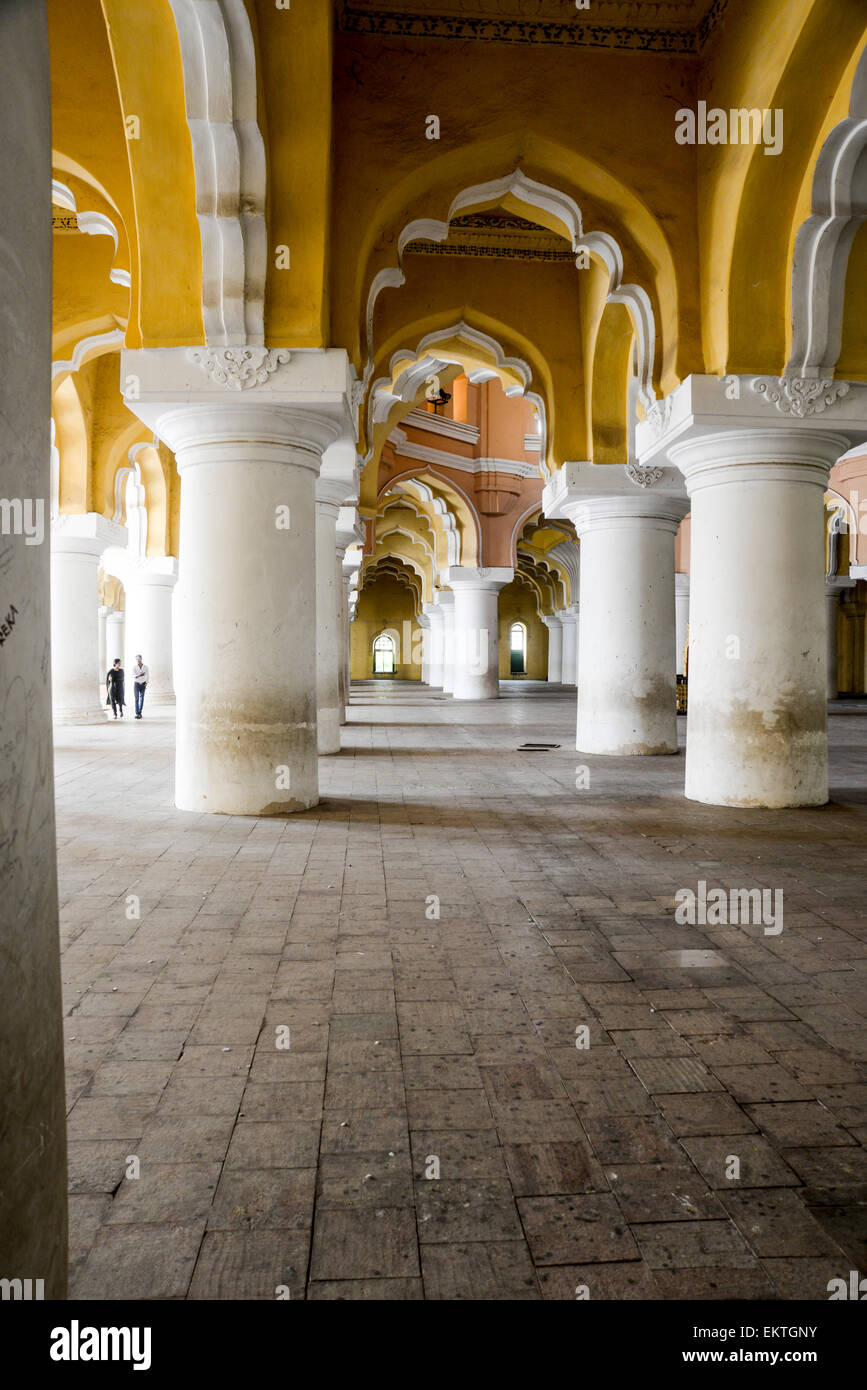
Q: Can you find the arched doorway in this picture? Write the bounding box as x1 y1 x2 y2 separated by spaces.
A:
509 622 527 675
373 631 397 675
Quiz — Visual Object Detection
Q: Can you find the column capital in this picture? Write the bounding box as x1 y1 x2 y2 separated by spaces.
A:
675 571 690 597
316 475 352 511
669 428 848 495
434 589 455 609
541 613 562 630
543 460 688 536
128 555 179 588
121 346 355 470
636 373 867 470
442 566 514 591
336 505 365 555
52 511 127 556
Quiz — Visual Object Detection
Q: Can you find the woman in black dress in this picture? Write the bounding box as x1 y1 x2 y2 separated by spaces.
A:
106 659 125 718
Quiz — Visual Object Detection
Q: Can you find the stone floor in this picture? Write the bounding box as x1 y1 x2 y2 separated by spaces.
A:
56 682 867 1300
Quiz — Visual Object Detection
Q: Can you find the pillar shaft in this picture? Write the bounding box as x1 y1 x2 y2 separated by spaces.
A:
437 593 456 694
316 487 344 755
445 568 513 700
174 434 320 810
672 428 846 807
0 0 67 1296
560 610 578 689
573 496 686 755
124 561 177 703
424 606 445 686
51 515 124 721
542 615 563 683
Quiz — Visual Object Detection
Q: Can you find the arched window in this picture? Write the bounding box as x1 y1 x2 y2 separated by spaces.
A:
373 632 396 674
509 622 527 675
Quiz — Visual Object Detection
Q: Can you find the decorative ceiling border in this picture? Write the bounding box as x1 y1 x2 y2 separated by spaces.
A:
339 1 729 54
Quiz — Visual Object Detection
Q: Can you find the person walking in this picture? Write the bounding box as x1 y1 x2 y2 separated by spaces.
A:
132 654 149 719
106 658 125 718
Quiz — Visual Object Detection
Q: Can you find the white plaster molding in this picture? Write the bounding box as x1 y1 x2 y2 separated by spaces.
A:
625 461 663 488
787 47 867 377
121 346 356 450
583 231 656 413
636 374 867 469
388 476 462 567
548 541 581 600
524 433 542 452
442 565 514 591
167 0 267 345
52 179 130 288
371 355 458 424
52 328 125 380
401 408 480 444
379 321 545 460
186 346 291 390
363 180 659 436
387 432 538 479
51 511 127 555
751 376 851 417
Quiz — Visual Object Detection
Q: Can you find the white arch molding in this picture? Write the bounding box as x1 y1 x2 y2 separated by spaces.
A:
788 45 867 378
167 0 267 345
361 169 660 418
388 476 462 569
52 180 131 288
369 321 549 474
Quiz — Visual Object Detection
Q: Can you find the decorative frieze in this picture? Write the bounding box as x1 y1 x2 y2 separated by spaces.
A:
751 376 850 418
186 347 291 391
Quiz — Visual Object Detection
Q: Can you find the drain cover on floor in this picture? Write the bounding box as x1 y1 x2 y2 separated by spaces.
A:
517 742 561 750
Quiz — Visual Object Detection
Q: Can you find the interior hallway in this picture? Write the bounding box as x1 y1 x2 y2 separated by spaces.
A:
58 685 867 1300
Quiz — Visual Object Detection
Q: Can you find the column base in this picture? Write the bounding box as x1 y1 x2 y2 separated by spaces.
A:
53 706 111 725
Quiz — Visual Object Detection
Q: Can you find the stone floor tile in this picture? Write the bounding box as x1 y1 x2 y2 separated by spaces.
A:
72 1224 203 1300
188 1231 309 1300
518 1194 639 1265
420 1241 539 1299
310 1208 420 1280
720 1188 847 1257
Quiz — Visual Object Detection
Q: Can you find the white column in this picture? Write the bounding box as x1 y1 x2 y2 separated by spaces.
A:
121 346 353 815
570 495 687 754
424 602 445 686
342 550 361 714
124 558 178 703
675 572 690 677
316 479 346 755
105 608 124 669
437 590 456 694
417 612 432 684
670 428 846 807
0 0 66 1296
98 603 109 684
542 613 563 683
50 513 126 722
559 608 578 689
337 511 362 722
445 567 513 700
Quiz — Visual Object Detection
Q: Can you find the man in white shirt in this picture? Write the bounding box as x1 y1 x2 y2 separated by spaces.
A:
132 655 150 719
